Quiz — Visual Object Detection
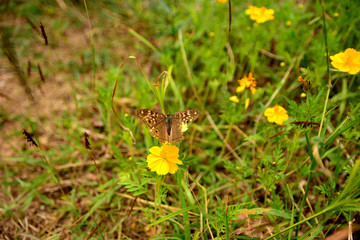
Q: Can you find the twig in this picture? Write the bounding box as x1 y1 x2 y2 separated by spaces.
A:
259 49 285 60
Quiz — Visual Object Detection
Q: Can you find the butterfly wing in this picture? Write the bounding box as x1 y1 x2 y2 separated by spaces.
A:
169 117 183 143
170 110 200 143
172 110 201 124
137 109 167 141
137 109 166 129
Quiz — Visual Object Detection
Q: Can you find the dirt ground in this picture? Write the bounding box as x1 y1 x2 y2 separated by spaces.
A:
0 3 145 238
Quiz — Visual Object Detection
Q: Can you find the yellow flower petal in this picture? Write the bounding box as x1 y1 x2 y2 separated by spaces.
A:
245 98 250 110
245 6 256 15
236 85 246 93
236 73 256 94
148 158 164 171
163 145 179 158
168 162 179 174
247 72 254 81
250 87 257 95
149 146 161 155
330 48 360 75
147 154 162 164
156 160 170 175
229 95 239 103
247 6 275 23
264 105 289 125
168 158 182 164
264 107 274 117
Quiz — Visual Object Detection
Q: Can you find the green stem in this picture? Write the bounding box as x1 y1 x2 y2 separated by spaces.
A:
155 86 165 114
128 28 160 55
225 206 229 240
296 132 317 237
177 172 191 240
318 0 331 137
83 0 96 91
154 175 161 234
265 209 326 240
325 116 349 144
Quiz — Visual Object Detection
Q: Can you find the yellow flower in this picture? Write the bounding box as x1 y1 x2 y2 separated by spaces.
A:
285 20 292 26
245 6 275 23
236 73 257 95
330 48 360 74
216 0 228 3
264 105 289 125
280 62 286 67
147 145 182 175
229 95 239 103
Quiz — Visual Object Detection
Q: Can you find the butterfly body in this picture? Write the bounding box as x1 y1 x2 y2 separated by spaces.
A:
137 109 200 143
165 114 172 136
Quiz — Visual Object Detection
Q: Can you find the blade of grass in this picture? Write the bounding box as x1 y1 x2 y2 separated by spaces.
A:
147 205 197 227
127 28 161 55
177 172 191 240
295 132 318 237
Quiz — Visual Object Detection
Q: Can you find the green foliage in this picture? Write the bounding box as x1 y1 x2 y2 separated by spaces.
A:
314 178 336 200
118 173 151 197
1 0 360 239
257 145 286 192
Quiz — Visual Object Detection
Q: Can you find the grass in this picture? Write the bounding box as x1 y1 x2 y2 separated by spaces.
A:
1 0 360 239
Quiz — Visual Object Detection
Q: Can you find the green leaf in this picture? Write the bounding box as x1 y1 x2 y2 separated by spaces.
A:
147 206 198 227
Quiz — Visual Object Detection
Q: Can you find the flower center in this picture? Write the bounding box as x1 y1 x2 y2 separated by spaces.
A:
160 150 167 159
274 106 281 113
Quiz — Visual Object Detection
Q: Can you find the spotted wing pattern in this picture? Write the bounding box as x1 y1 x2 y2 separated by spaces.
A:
136 109 166 141
172 110 201 124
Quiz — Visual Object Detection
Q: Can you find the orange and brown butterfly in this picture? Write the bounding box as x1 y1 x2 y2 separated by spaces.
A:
136 109 200 143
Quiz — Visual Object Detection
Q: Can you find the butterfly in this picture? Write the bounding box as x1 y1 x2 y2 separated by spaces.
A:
137 109 200 143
